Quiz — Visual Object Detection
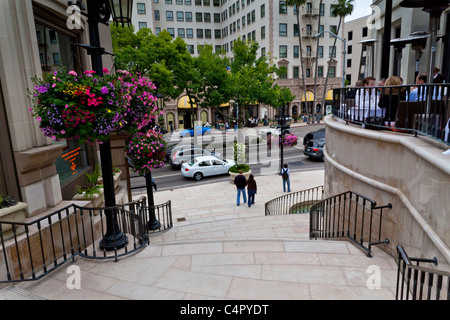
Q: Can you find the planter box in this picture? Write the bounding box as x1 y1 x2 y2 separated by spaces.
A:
0 202 28 240
229 170 252 184
72 188 104 209
98 169 122 190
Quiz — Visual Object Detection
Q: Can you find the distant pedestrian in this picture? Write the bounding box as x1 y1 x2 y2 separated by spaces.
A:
234 170 247 206
281 164 291 192
246 174 257 207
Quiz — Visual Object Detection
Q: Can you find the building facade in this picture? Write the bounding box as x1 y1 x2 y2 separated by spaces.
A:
131 0 344 130
0 0 114 215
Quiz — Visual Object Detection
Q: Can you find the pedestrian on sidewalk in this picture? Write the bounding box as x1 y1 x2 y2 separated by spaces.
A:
281 164 291 192
246 174 257 207
234 170 247 206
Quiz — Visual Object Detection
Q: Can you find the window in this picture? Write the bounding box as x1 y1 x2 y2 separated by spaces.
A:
347 45 352 54
167 28 175 37
166 11 174 21
214 13 220 22
318 46 323 58
204 12 211 22
261 47 266 56
215 29 221 38
261 26 265 39
196 12 203 22
294 24 299 37
186 28 194 38
185 12 193 21
279 1 287 14
306 46 311 57
306 68 311 78
279 23 287 36
155 10 160 20
362 27 368 37
329 46 336 58
187 45 195 54
348 31 353 41
205 29 211 38
318 66 323 77
293 66 299 78
293 46 299 58
347 59 352 68
330 25 337 37
261 4 265 17
138 22 147 29
178 28 185 38
329 66 336 77
137 2 146 14
279 45 287 58
197 29 203 38
52 52 61 66
177 11 184 21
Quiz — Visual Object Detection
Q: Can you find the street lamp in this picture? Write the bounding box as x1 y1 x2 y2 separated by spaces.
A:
73 0 134 251
315 30 347 89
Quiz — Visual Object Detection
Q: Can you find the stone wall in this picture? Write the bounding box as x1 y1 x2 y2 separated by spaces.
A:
324 115 450 273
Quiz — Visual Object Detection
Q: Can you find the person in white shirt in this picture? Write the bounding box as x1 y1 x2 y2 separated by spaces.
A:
353 77 380 121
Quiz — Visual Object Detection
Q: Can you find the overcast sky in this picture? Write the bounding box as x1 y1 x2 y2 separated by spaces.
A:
345 0 373 22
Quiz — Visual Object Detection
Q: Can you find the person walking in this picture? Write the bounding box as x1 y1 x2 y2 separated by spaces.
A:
246 174 257 207
234 170 247 206
281 164 291 192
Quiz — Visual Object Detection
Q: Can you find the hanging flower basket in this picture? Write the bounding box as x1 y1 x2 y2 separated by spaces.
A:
126 130 167 176
267 133 298 148
28 68 162 143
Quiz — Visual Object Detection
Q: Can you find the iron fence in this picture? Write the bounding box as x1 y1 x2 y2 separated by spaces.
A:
332 83 449 145
396 245 449 300
0 197 172 283
265 186 324 216
309 191 392 257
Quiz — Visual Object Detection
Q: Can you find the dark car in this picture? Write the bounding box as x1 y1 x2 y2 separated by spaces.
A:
303 138 325 161
165 144 194 162
303 128 325 147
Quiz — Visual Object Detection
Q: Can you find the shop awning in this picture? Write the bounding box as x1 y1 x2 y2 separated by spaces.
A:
325 90 334 101
178 95 197 109
219 102 230 107
300 91 314 102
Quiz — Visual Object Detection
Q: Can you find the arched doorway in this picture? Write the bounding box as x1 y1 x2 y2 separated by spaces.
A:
177 95 197 129
167 112 175 132
300 90 314 115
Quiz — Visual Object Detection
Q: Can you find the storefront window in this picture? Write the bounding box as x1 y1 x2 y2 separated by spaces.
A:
35 21 90 187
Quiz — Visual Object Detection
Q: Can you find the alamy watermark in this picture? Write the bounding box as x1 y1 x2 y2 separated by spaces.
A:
66 4 84 30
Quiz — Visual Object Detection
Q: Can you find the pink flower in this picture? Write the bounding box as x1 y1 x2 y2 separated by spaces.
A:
68 71 77 76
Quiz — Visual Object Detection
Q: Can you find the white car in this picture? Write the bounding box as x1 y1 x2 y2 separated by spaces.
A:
181 156 236 181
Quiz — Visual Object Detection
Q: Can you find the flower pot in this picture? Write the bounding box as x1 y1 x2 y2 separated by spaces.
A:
98 169 122 190
229 170 252 184
72 188 104 209
0 202 28 240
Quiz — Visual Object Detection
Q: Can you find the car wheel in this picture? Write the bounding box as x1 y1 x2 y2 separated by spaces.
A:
193 172 203 181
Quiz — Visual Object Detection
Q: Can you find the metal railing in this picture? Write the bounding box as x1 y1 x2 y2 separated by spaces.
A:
309 191 392 257
396 245 449 300
0 198 172 283
265 186 324 216
332 83 450 145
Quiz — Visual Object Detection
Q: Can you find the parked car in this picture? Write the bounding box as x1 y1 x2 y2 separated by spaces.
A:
169 147 221 169
303 138 325 161
181 156 235 181
303 128 325 147
165 144 194 162
180 126 212 137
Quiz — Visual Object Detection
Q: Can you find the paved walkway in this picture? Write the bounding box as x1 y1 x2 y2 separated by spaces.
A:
3 169 399 300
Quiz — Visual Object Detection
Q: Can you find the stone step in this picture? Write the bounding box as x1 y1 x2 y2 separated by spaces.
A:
0 286 47 300
150 212 312 244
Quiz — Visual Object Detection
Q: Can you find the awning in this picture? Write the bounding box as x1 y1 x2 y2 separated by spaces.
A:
325 90 333 101
300 91 314 102
178 95 197 109
219 102 230 107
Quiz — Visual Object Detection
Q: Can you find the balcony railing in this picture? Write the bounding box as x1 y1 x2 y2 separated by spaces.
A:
265 186 324 216
332 83 450 145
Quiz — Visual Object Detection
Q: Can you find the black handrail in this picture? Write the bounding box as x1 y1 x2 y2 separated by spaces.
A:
396 245 449 300
309 191 392 257
0 197 172 283
332 83 450 145
264 186 324 216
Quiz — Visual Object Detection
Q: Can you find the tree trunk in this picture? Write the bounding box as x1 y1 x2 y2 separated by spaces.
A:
312 0 323 114
296 12 308 113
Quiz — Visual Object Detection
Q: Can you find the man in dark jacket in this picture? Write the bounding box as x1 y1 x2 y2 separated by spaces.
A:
234 170 247 206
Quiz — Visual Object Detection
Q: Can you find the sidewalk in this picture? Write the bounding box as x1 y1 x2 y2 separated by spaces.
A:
8 169 398 300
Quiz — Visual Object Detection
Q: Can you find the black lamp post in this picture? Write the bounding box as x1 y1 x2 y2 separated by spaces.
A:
278 103 291 173
145 93 164 231
73 0 133 250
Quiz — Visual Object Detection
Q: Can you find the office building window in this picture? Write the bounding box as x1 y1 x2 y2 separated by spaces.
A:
293 46 299 58
318 46 323 58
167 28 175 37
279 45 287 58
155 10 160 20
279 1 287 14
138 22 147 29
196 12 203 22
187 28 194 38
137 3 146 14
279 23 287 36
177 11 184 21
197 29 203 38
186 12 193 21
261 4 265 17
329 66 336 77
329 46 336 58
178 28 185 38
261 26 265 39
166 11 174 21
293 66 299 78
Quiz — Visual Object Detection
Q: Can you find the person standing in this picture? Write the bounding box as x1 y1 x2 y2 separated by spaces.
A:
281 164 291 192
246 174 257 207
234 170 247 206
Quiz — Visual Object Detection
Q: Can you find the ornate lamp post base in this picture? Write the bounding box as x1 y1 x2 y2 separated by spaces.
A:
99 231 128 251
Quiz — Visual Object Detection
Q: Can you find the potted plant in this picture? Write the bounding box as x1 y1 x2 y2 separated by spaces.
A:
98 166 122 190
229 142 251 183
126 131 167 175
0 194 27 240
72 165 104 208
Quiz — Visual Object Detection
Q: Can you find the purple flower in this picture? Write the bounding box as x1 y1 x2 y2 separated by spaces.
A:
101 86 109 94
38 86 48 93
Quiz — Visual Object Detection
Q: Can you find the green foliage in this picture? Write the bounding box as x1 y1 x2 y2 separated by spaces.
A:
0 194 18 209
229 164 250 173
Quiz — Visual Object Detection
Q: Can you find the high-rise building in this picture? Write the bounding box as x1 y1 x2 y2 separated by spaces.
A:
131 0 344 130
